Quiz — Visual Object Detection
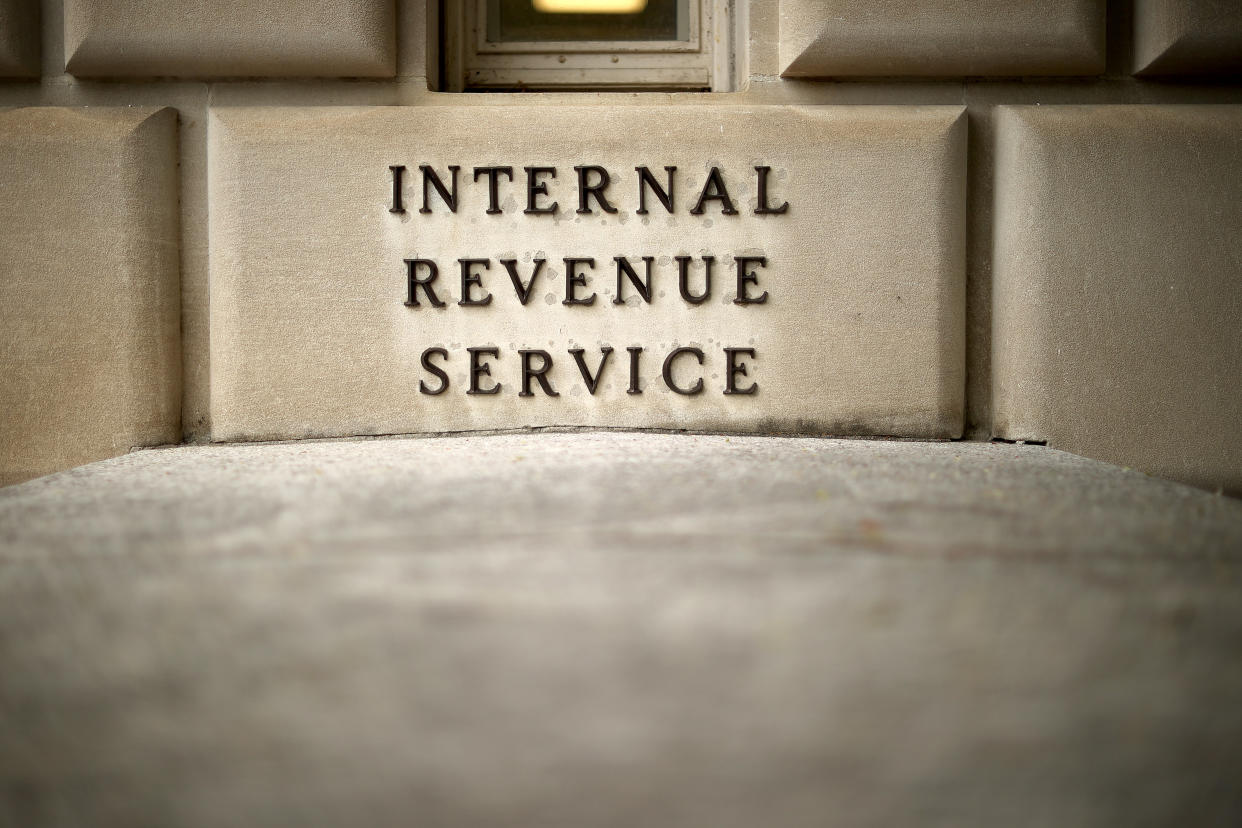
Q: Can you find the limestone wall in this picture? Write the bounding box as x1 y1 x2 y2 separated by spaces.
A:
1 0 1240 494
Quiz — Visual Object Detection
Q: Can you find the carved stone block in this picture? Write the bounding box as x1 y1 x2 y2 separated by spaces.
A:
993 105 1242 495
1134 0 1242 75
0 0 39 77
208 105 967 442
0 108 181 486
64 0 396 78
779 0 1106 77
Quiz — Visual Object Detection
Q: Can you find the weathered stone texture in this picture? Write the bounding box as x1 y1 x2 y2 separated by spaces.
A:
0 107 181 487
0 0 38 77
779 0 1106 78
2 435 1241 826
1134 0 1242 75
64 0 396 78
993 105 1242 495
208 105 966 442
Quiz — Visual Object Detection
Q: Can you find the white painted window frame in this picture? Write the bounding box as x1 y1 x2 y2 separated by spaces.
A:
444 0 734 91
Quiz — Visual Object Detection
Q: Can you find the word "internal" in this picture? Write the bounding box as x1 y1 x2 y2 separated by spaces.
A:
388 165 789 216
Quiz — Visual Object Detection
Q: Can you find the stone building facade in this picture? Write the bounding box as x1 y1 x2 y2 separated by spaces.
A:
2 0 1240 494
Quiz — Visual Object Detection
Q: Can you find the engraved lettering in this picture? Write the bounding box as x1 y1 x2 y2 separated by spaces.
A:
419 346 449 395
524 166 559 215
754 166 789 215
467 347 501 395
690 167 739 216
723 347 757 395
569 347 613 395
675 255 712 305
389 165 406 214
733 256 769 305
663 347 705 395
458 259 493 306
635 165 675 215
501 258 544 306
627 346 643 395
473 166 514 215
519 349 560 397
419 164 459 214
574 165 618 215
562 257 597 306
404 258 446 308
613 256 654 305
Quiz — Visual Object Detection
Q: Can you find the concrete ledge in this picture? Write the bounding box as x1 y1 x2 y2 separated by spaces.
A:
3 432 1239 554
1 434 1240 825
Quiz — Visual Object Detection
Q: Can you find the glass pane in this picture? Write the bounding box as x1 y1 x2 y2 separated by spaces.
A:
488 0 686 43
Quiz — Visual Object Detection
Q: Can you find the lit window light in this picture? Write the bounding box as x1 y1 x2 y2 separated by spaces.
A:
532 0 649 14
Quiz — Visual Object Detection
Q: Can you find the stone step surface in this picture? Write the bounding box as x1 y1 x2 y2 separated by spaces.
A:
2 433 1240 826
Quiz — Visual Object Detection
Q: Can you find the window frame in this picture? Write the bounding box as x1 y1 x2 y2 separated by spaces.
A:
443 0 735 92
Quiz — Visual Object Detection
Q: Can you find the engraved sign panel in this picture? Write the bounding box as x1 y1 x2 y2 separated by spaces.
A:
209 105 964 441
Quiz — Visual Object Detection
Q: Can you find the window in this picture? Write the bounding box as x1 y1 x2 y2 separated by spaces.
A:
443 0 735 91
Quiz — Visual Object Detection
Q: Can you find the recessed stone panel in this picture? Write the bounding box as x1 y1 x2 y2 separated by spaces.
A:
779 0 1106 78
1134 0 1242 75
64 0 396 78
993 105 1242 495
209 105 966 442
0 108 180 487
0 0 39 78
